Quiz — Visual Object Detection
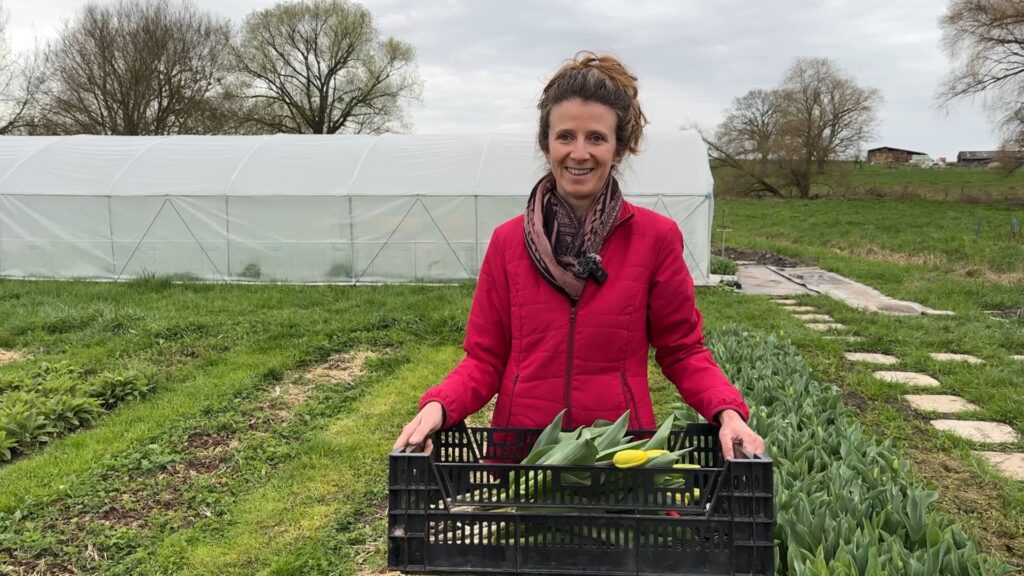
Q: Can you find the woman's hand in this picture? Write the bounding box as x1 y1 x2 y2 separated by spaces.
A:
716 409 765 459
393 401 445 454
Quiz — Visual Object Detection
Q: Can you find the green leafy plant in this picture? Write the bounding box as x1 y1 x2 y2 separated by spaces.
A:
710 255 738 276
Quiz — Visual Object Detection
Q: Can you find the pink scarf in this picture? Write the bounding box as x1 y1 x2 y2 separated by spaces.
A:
523 173 622 300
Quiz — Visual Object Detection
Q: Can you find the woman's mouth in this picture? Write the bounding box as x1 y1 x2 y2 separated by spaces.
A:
566 167 594 176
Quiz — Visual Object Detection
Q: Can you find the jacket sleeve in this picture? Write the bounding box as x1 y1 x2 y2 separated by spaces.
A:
647 223 750 423
418 229 511 427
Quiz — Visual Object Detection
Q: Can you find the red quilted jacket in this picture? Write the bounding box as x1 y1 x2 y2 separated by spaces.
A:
419 200 750 431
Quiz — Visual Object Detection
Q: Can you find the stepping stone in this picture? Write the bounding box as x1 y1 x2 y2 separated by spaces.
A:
1012 355 1024 361
781 306 816 312
903 395 979 413
872 371 940 387
974 452 1024 481
806 322 846 332
771 299 799 305
844 352 899 365
931 420 1019 443
795 313 833 321
824 335 865 342
929 353 984 364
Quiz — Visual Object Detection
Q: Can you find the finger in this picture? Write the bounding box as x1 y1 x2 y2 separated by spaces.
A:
409 420 435 447
424 437 434 455
720 432 734 459
749 435 766 455
393 418 420 449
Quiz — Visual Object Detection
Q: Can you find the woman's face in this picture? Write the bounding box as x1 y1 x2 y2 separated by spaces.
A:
545 99 621 211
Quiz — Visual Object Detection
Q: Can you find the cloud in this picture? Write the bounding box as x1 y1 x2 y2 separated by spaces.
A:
5 0 1000 155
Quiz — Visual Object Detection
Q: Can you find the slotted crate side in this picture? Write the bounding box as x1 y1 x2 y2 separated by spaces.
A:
389 423 775 575
390 512 772 575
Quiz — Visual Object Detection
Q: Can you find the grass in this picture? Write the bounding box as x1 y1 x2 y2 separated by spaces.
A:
714 196 1024 564
714 162 1024 201
0 196 1023 572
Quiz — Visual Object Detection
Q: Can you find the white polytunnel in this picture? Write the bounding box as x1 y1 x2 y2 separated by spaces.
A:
0 131 716 284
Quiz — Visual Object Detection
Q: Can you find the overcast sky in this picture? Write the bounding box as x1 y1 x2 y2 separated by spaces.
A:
5 0 1000 159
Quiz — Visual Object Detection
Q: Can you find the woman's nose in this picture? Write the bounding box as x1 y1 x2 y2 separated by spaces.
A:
570 140 589 160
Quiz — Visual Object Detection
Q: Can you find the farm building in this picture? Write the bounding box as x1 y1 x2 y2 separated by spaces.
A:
953 150 1024 167
0 132 716 285
866 146 926 164
956 151 998 166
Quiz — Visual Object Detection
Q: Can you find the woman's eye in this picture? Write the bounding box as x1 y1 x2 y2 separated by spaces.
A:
589 134 606 143
558 133 573 142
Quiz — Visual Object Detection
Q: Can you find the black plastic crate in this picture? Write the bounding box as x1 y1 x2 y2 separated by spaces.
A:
388 423 774 575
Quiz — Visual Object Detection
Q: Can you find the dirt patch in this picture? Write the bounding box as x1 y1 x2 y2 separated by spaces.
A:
842 391 871 413
185 432 236 453
0 349 29 365
0 555 79 575
95 500 148 529
989 308 1024 320
250 350 378 427
912 445 1024 565
305 350 377 385
719 246 800 268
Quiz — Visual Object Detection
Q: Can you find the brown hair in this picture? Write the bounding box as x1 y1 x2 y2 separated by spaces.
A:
537 51 648 160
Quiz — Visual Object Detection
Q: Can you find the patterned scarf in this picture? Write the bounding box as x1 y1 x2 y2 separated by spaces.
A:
524 172 622 300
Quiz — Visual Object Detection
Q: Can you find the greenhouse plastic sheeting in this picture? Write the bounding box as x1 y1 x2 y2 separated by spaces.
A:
0 132 715 284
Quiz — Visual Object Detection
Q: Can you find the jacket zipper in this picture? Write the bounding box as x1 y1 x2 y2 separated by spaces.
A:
503 373 520 425
564 300 578 429
619 371 639 429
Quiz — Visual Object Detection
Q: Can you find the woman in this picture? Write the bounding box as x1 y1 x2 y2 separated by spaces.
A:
394 52 764 459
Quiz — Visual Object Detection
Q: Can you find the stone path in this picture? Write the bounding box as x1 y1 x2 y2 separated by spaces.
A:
795 313 833 321
931 420 1019 444
824 335 864 342
0 349 27 365
741 264 954 315
975 452 1024 481
844 352 899 365
903 395 978 413
766 293 1023 482
929 353 985 364
739 266 815 295
806 322 846 332
872 371 940 387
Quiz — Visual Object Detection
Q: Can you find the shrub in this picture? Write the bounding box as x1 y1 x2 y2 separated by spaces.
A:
710 255 738 276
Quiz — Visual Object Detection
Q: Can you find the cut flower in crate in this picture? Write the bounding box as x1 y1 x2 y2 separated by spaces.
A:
454 409 703 512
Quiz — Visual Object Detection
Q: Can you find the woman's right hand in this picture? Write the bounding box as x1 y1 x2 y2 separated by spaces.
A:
393 401 445 454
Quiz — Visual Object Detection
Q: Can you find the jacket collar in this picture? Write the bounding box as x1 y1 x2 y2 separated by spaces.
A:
615 199 636 228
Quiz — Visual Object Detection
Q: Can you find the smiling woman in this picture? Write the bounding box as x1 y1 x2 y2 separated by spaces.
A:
396 51 764 463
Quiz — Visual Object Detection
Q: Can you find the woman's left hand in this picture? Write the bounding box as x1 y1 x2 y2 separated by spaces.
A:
716 409 765 459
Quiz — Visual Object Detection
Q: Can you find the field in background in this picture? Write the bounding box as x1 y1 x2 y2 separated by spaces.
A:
714 162 1024 202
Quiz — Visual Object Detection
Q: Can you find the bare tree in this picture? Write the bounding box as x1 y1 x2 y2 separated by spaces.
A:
939 0 1024 170
230 0 421 134
714 89 780 162
39 0 233 135
0 2 45 134
709 57 880 198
